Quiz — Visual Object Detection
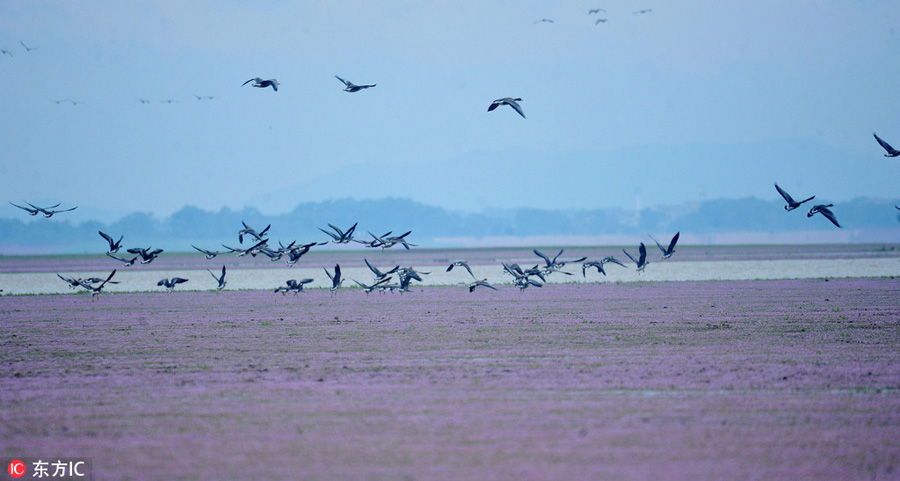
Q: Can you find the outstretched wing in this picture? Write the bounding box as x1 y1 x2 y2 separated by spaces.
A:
774 183 795 205
533 249 552 267
819 207 842 228
874 133 900 155
667 232 680 254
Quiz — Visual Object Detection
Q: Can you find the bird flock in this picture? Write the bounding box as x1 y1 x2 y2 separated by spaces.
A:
4 11 898 297
37 212 684 299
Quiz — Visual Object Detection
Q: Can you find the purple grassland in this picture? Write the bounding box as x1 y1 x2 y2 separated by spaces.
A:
2 278 900 480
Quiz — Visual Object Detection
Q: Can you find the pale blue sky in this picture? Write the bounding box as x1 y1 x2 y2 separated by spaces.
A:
1 1 898 223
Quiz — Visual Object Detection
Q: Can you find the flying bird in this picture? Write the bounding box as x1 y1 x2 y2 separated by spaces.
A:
10 201 76 218
446 261 475 279
623 243 649 272
85 269 116 301
649 232 679 260
468 279 498 292
106 252 137 267
238 221 270 244
488 97 526 119
19 41 37 52
207 265 227 292
588 8 606 14
192 245 227 259
873 133 900 157
534 18 554 23
0 49 13 57
242 77 279 91
324 264 343 294
365 259 399 281
158 277 189 293
335 75 376 92
127 247 164 264
319 222 358 244
275 278 314 295
775 183 815 211
352 277 390 295
807 204 841 228
99 231 124 254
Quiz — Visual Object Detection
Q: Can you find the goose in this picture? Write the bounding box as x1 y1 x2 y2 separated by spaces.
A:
488 97 526 118
99 231 124 254
57 273 84 289
775 183 815 211
319 222 358 244
192 245 226 259
365 259 399 281
352 277 390 294
468 279 498 292
807 204 842 228
222 238 268 257
106 252 137 267
84 269 116 301
158 277 188 293
623 243 649 272
649 232 680 260
285 241 326 266
238 221 270 244
208 265 227 292
874 133 900 157
447 261 475 278
9 201 42 216
324 264 343 294
127 247 164 264
335 75 376 92
242 77 279 91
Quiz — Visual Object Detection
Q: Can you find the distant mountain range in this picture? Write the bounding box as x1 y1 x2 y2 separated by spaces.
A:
2 197 899 254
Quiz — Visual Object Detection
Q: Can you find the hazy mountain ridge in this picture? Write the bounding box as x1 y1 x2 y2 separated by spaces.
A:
2 196 899 255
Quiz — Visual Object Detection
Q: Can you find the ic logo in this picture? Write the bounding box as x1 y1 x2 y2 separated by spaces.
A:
7 460 26 478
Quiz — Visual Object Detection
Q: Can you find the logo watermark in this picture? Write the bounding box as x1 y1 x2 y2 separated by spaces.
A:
5 458 92 480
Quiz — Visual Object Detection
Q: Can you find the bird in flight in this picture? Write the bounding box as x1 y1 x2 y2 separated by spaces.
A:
649 232 680 260
208 265 227 292
774 183 815 211
19 41 37 52
446 261 475 279
99 231 124 254
534 19 554 24
0 49 12 57
468 279 498 292
873 133 900 157
325 264 343 295
807 204 841 228
623 243 649 272
488 97 526 119
242 77 279 91
335 75 376 92
588 8 606 14
158 277 189 293
9 201 77 217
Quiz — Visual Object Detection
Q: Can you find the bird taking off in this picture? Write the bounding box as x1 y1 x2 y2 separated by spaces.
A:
649 232 679 260
488 97 526 119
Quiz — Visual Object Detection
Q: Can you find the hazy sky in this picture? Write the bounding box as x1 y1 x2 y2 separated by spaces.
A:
1 1 898 223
